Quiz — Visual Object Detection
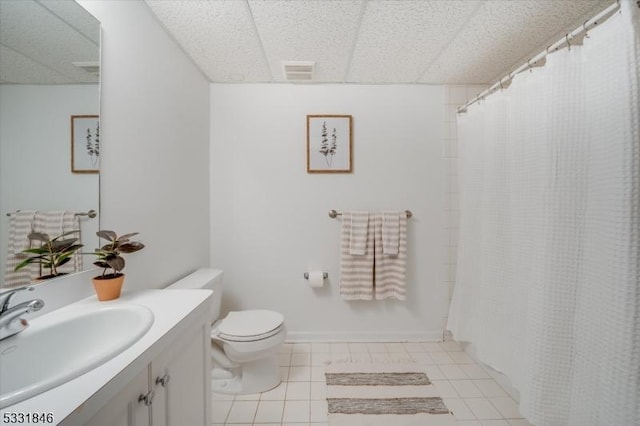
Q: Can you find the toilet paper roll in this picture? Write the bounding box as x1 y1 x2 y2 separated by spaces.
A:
307 271 325 288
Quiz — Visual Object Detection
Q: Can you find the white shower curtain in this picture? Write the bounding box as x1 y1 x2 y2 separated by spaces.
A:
447 2 639 426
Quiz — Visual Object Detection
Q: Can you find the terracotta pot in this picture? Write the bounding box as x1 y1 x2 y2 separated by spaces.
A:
92 274 125 301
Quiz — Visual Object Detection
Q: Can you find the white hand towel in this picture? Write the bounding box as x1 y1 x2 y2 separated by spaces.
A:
382 211 401 255
349 211 370 255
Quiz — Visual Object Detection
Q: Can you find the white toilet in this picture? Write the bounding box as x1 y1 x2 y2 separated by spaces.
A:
167 268 286 394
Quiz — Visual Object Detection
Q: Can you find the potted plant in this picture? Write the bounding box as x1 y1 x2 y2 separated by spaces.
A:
92 230 145 301
14 231 83 280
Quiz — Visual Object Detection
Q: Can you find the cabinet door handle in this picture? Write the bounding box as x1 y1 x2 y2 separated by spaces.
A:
155 374 171 388
138 389 155 406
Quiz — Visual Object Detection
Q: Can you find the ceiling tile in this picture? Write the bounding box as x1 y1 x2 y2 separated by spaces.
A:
419 0 613 84
144 0 616 85
40 0 100 45
0 45 70 84
0 0 99 83
248 0 363 82
348 0 481 83
145 0 271 82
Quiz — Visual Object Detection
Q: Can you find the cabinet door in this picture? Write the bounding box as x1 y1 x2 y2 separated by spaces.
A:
151 323 211 426
87 367 151 426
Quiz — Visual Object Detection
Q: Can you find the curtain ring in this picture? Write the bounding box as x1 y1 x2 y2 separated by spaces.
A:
527 59 533 73
565 34 571 50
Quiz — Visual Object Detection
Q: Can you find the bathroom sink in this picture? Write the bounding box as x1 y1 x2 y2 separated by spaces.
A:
0 304 154 408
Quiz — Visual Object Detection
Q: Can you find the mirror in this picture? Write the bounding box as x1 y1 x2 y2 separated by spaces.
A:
0 0 100 287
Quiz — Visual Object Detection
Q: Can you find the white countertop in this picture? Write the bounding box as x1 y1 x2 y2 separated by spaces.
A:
0 289 212 425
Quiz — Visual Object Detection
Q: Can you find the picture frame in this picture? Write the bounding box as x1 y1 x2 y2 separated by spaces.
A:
307 114 352 173
71 115 100 174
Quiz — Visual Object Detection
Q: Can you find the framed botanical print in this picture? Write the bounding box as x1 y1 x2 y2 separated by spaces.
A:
307 115 352 173
71 115 99 173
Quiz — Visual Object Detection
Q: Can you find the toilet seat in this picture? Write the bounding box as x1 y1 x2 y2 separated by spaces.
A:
214 310 284 342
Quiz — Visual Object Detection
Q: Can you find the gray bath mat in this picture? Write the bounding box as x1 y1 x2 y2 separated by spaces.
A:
327 396 449 415
325 361 456 426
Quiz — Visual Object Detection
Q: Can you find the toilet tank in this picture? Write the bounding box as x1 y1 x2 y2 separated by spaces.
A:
165 268 223 322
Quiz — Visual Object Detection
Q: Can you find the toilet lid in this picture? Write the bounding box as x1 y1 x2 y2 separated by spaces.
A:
218 310 284 341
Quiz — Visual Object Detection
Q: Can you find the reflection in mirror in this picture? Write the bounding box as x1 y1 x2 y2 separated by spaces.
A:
0 0 100 288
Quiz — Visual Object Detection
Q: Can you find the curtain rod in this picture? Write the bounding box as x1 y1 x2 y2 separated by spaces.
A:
458 0 622 114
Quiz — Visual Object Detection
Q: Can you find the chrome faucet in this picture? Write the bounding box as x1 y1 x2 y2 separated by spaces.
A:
0 287 44 340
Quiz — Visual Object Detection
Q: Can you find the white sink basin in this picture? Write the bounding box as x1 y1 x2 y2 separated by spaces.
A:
0 304 154 408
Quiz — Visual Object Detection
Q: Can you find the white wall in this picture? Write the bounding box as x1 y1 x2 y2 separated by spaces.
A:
211 84 447 341
79 0 210 289
0 84 99 284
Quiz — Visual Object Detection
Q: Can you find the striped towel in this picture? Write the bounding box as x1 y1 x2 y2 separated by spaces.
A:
382 211 400 255
340 212 374 300
4 210 38 288
349 211 369 255
374 212 407 300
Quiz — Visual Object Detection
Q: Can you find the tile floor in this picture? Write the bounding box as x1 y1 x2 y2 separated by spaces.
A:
211 341 534 426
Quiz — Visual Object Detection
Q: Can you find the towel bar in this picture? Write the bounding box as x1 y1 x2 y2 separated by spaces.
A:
328 209 412 219
6 209 97 218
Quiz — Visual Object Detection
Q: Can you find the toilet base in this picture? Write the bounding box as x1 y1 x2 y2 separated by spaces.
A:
211 354 280 394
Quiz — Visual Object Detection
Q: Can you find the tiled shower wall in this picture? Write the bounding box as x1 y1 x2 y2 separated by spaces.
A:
443 85 486 339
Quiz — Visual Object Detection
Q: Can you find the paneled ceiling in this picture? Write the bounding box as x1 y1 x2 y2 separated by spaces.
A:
0 0 615 85
0 0 100 84
145 0 614 85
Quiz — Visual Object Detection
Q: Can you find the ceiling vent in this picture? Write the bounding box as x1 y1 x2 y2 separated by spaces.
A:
282 61 315 81
72 61 100 76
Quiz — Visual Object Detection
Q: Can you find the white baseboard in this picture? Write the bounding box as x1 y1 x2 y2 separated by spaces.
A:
285 330 444 342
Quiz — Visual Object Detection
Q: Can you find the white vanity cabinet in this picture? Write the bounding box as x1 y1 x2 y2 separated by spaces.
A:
86 320 210 426
84 368 150 426
150 321 210 426
0 289 219 426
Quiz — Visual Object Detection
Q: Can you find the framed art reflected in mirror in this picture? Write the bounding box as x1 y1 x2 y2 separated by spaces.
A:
71 115 100 174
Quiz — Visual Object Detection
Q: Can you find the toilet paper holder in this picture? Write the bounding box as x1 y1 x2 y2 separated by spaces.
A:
304 272 328 280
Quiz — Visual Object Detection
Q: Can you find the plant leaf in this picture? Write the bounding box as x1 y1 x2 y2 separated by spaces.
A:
20 248 48 255
27 232 50 241
118 242 145 253
51 239 81 251
106 256 125 272
96 230 117 241
93 260 110 268
57 257 71 267
14 258 34 271
118 232 139 241
50 230 80 241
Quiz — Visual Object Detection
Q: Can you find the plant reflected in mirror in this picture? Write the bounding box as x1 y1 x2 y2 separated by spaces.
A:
14 231 83 280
